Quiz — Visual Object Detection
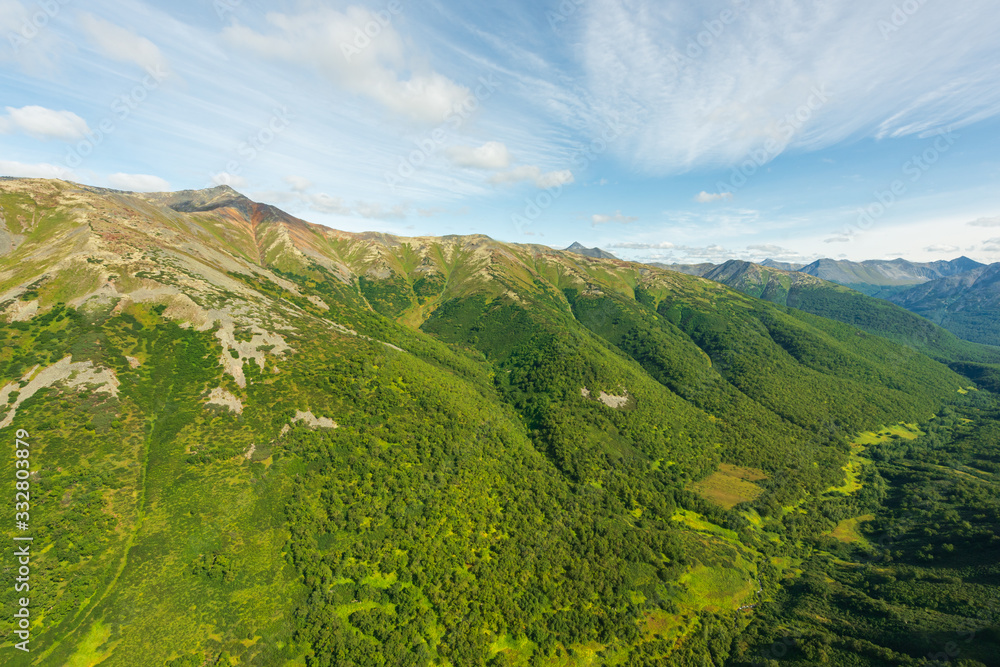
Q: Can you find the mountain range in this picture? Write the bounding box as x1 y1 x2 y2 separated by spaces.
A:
654 254 1000 348
2 179 999 666
888 262 1000 346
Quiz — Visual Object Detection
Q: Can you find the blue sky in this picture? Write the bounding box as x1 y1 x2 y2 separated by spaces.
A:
2 0 1000 264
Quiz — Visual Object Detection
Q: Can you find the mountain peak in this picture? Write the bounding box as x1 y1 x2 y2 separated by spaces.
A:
564 242 618 260
142 184 252 214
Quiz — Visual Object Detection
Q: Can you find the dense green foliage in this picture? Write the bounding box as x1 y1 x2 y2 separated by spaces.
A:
2 183 996 666
730 393 1000 666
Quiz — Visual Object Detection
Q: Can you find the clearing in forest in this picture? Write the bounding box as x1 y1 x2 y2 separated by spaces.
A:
690 464 767 510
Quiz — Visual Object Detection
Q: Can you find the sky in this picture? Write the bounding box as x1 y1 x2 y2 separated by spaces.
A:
2 0 1000 265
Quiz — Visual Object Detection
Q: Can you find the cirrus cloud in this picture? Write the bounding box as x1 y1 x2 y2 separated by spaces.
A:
79 13 171 76
490 165 574 189
222 7 470 124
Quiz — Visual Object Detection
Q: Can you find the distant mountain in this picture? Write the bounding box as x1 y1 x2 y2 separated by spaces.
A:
564 241 618 259
889 263 1000 346
649 262 716 276
759 258 805 271
798 256 984 296
703 259 1000 366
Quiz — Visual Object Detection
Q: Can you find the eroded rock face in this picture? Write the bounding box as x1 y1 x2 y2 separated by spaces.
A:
597 391 629 409
214 322 291 388
291 410 338 429
0 356 119 429
205 387 243 414
581 386 629 408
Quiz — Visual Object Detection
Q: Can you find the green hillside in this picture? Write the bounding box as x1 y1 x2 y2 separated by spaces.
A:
703 260 1000 368
0 180 995 666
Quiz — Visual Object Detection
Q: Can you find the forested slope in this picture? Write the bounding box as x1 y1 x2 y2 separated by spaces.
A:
0 179 990 666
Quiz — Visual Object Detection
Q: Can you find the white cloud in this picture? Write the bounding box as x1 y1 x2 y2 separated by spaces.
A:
824 235 852 244
581 0 1000 173
592 211 637 225
610 241 675 250
695 191 733 204
0 106 90 140
79 13 171 76
925 243 960 253
211 172 248 189
446 142 512 169
284 175 313 192
968 216 1000 227
107 173 170 192
253 184 412 221
490 165 574 189
535 169 575 188
980 237 1000 252
308 193 352 215
223 8 470 124
0 160 73 179
747 244 791 255
356 201 408 219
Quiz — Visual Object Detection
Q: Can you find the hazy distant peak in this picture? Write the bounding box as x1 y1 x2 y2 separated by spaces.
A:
564 242 618 260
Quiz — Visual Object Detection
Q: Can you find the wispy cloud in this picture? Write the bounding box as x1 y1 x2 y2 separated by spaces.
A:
490 165 574 188
925 243 959 253
284 175 312 192
79 12 171 76
609 241 674 250
695 191 734 204
580 0 1000 173
968 215 1000 227
592 211 637 225
222 7 470 124
253 182 409 221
